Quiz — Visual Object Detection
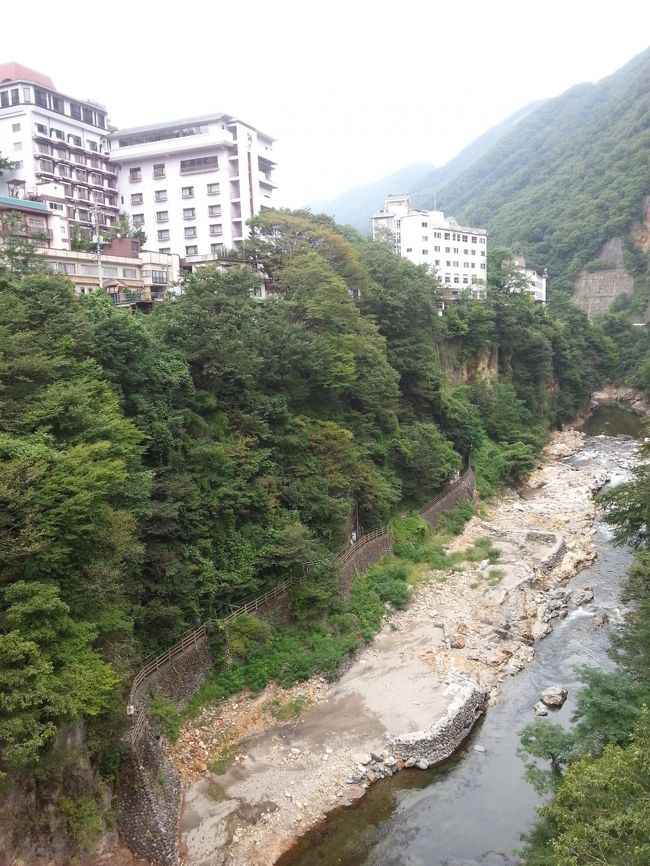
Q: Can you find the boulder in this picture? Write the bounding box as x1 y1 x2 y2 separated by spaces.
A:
415 759 429 770
540 685 568 708
533 702 549 716
572 586 594 607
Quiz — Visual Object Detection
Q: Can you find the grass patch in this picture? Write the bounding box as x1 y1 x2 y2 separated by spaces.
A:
56 796 103 852
208 746 233 775
266 695 309 722
206 780 229 800
486 568 505 586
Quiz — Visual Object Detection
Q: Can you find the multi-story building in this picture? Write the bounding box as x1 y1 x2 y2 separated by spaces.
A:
372 194 488 300
512 255 547 304
0 62 119 237
0 63 278 271
107 114 276 267
0 192 179 308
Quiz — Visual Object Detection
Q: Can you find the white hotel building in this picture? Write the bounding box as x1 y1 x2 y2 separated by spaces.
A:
372 194 488 300
0 63 277 272
108 115 276 266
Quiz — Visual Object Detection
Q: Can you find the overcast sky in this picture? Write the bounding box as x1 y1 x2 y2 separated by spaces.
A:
13 0 650 207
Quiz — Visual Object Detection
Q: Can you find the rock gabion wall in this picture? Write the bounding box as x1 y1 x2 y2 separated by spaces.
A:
339 531 394 597
420 469 476 528
388 679 489 764
116 726 181 866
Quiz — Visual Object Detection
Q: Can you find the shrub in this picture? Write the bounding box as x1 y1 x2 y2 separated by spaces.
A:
56 796 103 851
226 615 272 660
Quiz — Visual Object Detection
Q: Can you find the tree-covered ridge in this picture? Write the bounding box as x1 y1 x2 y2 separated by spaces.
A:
0 212 613 818
423 47 650 294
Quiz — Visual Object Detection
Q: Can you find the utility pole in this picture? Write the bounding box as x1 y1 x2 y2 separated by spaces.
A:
93 204 103 289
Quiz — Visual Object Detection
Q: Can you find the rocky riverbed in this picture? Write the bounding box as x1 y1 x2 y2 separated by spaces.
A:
168 429 626 866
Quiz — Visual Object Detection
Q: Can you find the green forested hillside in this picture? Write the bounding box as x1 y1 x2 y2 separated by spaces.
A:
424 48 650 293
0 214 614 850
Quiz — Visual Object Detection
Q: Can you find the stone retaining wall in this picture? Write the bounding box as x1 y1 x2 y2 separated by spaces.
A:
116 727 181 866
388 679 489 764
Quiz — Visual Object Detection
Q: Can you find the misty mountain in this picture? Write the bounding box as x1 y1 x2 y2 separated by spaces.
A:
306 101 543 234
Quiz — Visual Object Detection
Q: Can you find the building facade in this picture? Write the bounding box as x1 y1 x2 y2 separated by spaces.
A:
0 62 119 236
372 194 488 300
0 63 277 271
512 254 547 303
0 193 179 308
108 115 276 267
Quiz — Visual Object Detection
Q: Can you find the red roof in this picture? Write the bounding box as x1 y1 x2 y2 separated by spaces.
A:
0 62 55 89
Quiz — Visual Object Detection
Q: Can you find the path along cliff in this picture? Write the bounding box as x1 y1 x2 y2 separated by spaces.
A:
166 428 616 866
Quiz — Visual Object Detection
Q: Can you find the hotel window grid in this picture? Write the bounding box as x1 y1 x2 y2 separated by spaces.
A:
183 208 195 220
129 167 142 182
157 229 170 241
133 214 145 226
209 224 222 236
156 211 169 222
182 186 194 198
207 183 220 195
153 163 166 179
184 226 197 238
185 245 198 255
155 190 167 202
208 204 221 216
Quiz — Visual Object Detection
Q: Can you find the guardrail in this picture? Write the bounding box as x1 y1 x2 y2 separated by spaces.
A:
126 467 475 746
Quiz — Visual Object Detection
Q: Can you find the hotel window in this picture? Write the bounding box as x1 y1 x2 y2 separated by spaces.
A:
34 88 48 108
155 190 168 202
182 186 194 198
11 122 20 132
184 226 197 238
453 247 458 254
13 141 22 152
462 235 468 242
434 245 440 252
185 245 198 255
471 236 477 243
159 247 171 254
444 276 451 284
0 92 8 108
81 265 100 277
180 155 218 174
11 88 19 105
471 250 476 255
157 229 170 241
156 211 169 222
103 266 118 278
463 276 469 284
446 260 451 267
123 267 138 279
133 214 145 226
445 247 450 253
53 129 65 141
422 250 429 255
453 261 459 267
209 224 222 236
479 237 486 244
153 163 166 178
208 204 221 216
70 102 82 120
211 243 223 253
444 232 450 240
406 247 413 252
454 276 460 284
89 141 98 151
480 263 486 269
207 182 220 195
183 207 195 220
434 231 441 238
129 167 142 182
480 250 485 256
422 235 428 242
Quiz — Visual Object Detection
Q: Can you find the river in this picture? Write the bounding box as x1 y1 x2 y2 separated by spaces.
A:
277 407 643 866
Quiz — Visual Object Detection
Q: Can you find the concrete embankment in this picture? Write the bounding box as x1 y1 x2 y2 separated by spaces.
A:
168 428 614 866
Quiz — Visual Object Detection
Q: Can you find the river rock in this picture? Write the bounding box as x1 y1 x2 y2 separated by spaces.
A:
404 757 416 768
572 586 594 607
352 752 372 765
415 759 429 770
540 685 568 708
533 701 549 716
473 744 486 753
593 610 608 627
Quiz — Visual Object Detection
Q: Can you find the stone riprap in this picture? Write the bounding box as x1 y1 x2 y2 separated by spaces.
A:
388 679 489 764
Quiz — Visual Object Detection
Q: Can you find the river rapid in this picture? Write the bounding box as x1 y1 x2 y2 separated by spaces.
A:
277 407 643 866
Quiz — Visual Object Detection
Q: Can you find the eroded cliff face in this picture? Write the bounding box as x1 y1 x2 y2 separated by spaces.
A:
572 237 635 319
572 196 650 320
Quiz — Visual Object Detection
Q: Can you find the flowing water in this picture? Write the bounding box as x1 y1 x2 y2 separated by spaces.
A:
277 408 642 866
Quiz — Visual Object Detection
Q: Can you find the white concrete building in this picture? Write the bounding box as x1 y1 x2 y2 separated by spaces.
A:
512 255 547 304
0 62 119 236
108 115 276 267
372 194 488 300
